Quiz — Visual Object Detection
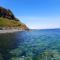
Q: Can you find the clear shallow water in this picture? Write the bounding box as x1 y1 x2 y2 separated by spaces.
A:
0 29 60 60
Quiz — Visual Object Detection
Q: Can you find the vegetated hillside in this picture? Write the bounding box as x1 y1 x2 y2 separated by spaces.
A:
0 7 28 30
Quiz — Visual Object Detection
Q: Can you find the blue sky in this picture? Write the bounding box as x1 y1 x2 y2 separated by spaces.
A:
0 0 60 29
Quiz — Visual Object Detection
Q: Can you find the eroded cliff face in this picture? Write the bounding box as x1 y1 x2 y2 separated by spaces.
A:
0 7 29 30
0 7 15 20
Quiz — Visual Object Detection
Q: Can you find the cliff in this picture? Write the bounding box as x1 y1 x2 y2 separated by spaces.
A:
0 7 28 30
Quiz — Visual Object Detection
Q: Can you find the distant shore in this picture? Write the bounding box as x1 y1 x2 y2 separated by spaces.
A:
0 29 23 34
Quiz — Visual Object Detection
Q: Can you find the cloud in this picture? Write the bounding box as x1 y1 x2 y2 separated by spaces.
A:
17 16 60 29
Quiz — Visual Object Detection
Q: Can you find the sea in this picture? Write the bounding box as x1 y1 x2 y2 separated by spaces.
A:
0 29 60 60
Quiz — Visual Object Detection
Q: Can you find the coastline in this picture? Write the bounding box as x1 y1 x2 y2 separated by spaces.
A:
0 29 23 34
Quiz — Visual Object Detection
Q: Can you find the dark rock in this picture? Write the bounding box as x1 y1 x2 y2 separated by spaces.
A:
0 6 29 30
0 7 16 20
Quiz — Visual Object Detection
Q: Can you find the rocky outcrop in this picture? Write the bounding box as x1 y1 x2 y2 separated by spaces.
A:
0 7 29 30
0 7 16 20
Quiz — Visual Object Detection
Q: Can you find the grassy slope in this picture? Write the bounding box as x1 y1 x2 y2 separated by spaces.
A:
0 17 23 28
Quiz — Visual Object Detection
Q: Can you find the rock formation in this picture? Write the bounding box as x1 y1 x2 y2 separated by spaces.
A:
0 7 29 30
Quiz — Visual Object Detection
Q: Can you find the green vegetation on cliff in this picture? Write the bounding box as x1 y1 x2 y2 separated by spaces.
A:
0 7 28 30
0 17 28 29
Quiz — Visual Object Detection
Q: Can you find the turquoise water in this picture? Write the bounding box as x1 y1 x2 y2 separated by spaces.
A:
0 29 60 60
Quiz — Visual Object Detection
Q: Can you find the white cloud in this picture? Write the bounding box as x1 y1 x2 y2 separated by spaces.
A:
17 16 60 29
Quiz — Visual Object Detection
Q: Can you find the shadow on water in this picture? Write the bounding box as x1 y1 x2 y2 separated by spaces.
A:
0 32 20 60
0 31 32 60
0 30 60 60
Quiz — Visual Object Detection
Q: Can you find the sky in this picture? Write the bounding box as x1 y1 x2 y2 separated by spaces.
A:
0 0 60 29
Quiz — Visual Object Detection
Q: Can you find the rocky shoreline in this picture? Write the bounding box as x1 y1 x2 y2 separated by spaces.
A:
0 29 23 34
